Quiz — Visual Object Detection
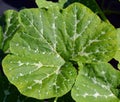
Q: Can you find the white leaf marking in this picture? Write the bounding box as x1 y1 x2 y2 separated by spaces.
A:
19 73 23 76
93 92 100 98
33 62 43 68
83 93 88 98
34 80 42 84
28 86 32 89
101 71 106 75
17 61 24 66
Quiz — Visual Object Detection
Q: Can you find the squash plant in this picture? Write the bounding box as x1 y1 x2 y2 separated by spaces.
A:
0 0 120 102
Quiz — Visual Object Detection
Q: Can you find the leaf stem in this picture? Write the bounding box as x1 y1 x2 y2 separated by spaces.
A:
93 0 110 23
54 97 58 102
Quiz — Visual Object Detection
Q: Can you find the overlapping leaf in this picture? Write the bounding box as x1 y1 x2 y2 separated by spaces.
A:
72 63 120 102
36 0 107 21
36 0 60 8
0 10 20 52
115 28 120 61
62 4 116 63
2 2 118 101
36 0 100 11
114 28 120 70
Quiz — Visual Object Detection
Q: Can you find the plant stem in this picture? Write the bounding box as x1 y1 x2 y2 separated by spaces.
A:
54 97 58 102
93 0 110 23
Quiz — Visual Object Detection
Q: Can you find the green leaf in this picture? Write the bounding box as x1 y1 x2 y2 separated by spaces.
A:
72 63 120 102
115 28 120 61
63 3 116 62
36 0 108 21
64 0 107 20
0 10 20 52
36 0 69 9
2 3 117 100
36 0 101 13
57 0 100 12
36 0 59 8
114 28 120 70
0 26 2 48
3 51 76 99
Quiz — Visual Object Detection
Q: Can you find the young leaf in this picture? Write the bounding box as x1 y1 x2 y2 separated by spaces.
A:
2 3 118 100
72 63 120 102
36 0 101 13
36 0 107 21
0 10 20 52
36 0 59 8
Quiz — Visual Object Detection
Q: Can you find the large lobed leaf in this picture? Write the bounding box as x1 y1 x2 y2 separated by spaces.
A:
72 63 120 102
61 4 116 63
2 2 118 101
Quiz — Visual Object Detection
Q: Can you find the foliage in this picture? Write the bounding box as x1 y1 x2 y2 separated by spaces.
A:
0 72 43 102
0 0 120 102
